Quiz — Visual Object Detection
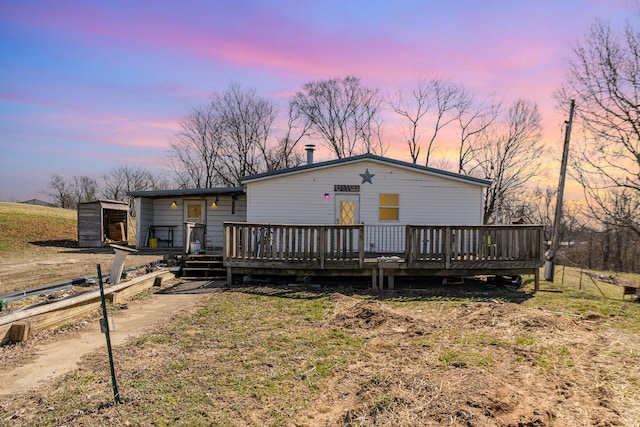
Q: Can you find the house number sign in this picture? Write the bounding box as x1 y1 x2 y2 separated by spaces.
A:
334 185 360 192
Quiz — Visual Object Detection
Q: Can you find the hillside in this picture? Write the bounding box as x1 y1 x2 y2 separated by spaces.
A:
0 202 77 255
0 202 161 294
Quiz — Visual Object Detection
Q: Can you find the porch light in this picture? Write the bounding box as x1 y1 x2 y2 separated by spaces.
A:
211 197 219 208
170 201 177 208
324 193 330 200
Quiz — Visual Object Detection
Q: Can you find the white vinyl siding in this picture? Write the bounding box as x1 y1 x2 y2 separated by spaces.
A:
246 160 485 226
205 195 246 250
132 195 246 249
134 197 153 247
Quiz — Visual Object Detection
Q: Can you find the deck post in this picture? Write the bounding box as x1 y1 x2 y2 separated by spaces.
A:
534 268 539 292
226 267 233 286
371 268 377 290
224 224 230 259
404 226 412 267
445 227 452 269
358 225 365 268
319 227 326 269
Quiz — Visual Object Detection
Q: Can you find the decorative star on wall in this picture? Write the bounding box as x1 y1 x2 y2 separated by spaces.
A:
359 168 375 184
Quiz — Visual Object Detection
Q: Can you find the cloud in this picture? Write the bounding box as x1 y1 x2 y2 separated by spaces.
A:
1 0 633 202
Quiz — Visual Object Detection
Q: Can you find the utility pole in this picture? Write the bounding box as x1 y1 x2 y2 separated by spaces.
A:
544 99 575 282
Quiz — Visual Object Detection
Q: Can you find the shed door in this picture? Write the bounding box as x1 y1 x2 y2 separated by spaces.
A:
335 195 360 224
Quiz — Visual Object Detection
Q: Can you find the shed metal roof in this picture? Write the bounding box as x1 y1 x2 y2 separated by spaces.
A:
78 199 128 206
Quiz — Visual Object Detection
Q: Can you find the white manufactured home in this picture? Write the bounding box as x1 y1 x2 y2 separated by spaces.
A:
127 152 544 289
128 154 491 254
241 153 490 254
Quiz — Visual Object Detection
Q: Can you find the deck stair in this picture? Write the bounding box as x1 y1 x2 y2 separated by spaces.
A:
181 254 225 280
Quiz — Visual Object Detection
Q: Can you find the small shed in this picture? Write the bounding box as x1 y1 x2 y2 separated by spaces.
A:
77 200 129 247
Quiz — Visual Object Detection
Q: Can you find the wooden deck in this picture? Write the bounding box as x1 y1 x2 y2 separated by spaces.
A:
223 222 544 290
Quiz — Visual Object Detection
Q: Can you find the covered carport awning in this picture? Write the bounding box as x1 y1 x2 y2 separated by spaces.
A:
127 187 245 199
126 187 247 250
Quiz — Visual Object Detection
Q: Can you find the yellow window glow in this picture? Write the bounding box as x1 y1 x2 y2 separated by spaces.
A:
379 193 399 206
379 194 399 221
188 204 202 218
379 208 399 220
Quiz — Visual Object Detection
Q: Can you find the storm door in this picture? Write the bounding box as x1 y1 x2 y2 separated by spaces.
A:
183 200 206 251
335 194 360 225
334 194 361 256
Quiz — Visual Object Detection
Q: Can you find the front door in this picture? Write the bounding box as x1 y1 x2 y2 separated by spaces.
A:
335 194 360 224
184 200 206 251
184 200 205 224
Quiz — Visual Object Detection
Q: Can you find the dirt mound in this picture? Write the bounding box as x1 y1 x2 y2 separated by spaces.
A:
331 299 413 330
300 295 628 426
453 300 565 330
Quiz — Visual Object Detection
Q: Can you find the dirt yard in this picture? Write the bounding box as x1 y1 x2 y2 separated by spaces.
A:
2 249 640 425
0 291 206 395
0 246 195 396
308 293 640 426
0 246 166 294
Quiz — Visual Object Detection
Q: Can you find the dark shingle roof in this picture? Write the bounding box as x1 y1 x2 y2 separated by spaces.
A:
127 187 245 199
241 153 491 187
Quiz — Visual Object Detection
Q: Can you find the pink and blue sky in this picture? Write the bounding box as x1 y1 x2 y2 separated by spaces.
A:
0 0 634 202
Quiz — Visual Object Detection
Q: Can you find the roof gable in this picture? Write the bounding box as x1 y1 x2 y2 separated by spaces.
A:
241 153 491 187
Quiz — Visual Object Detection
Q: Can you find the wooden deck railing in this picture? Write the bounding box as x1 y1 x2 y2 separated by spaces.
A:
224 222 365 269
406 225 544 269
364 225 405 254
224 222 544 271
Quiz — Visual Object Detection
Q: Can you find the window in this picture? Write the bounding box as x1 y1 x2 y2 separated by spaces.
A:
187 204 202 218
379 193 399 221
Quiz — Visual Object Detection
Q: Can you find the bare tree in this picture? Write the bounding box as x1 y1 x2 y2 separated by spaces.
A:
291 76 385 158
45 174 73 208
473 99 544 224
530 187 557 242
216 82 278 186
390 78 467 166
555 18 640 236
167 83 281 187
168 83 282 188
389 79 432 163
45 174 96 208
70 176 97 206
262 102 311 171
167 103 224 188
100 165 169 202
455 93 501 174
